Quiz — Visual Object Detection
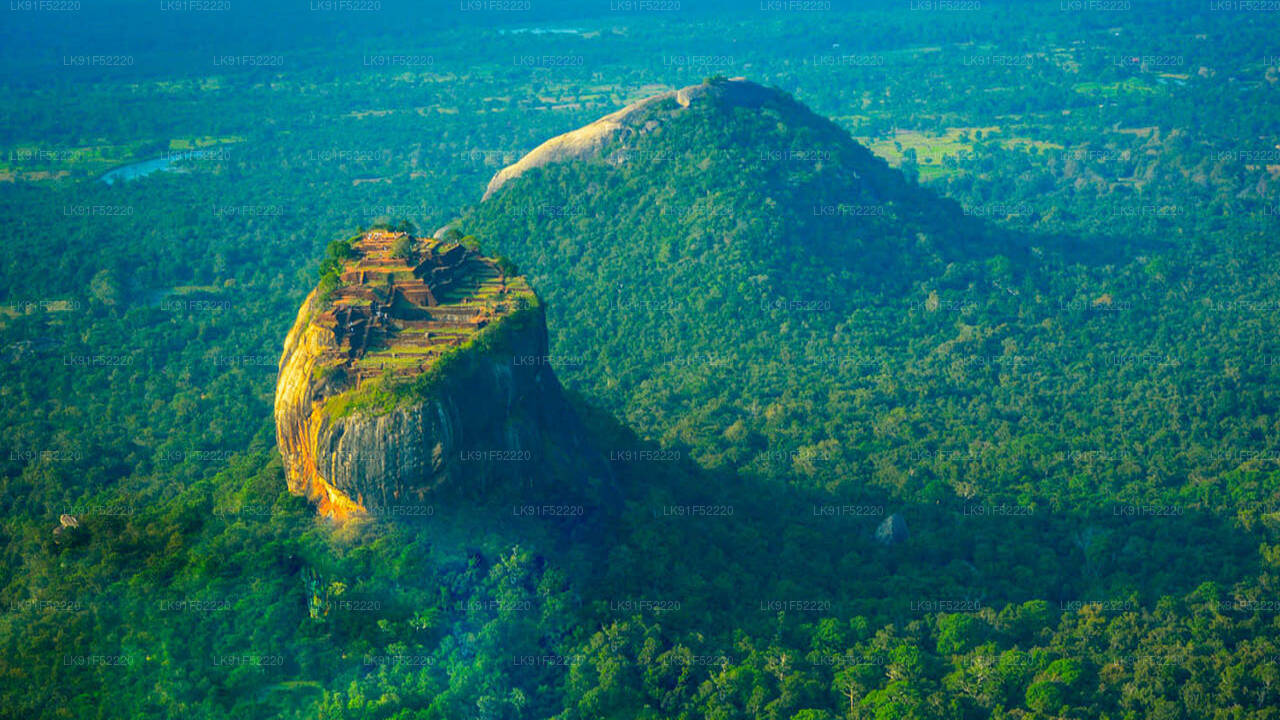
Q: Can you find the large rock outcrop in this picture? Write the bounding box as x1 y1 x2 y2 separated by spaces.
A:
482 76 783 201
875 514 909 546
274 229 610 520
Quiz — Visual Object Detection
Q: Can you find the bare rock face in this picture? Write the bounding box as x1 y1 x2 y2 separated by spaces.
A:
274 230 610 520
482 77 783 201
875 513 909 546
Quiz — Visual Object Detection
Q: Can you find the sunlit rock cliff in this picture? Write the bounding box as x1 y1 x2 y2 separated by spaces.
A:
274 229 610 521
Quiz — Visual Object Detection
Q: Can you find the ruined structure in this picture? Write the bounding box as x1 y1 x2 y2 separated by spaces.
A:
308 230 516 388
275 229 610 521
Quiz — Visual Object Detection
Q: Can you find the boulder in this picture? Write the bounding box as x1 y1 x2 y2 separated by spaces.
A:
875 513 909 545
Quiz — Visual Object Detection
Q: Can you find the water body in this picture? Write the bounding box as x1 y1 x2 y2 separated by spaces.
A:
98 149 217 185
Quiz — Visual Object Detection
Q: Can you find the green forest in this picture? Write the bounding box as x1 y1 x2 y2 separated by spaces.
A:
2 1 1280 718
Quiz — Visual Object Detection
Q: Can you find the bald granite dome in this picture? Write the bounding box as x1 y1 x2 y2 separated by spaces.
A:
481 77 787 201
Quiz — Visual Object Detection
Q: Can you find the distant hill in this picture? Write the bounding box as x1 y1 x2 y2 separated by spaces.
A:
461 77 1267 519
477 76 997 286
461 78 1023 492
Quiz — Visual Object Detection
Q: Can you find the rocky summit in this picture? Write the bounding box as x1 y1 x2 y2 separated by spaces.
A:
482 76 784 201
274 229 608 520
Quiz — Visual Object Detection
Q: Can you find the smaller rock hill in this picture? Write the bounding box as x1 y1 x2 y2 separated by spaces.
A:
274 229 611 521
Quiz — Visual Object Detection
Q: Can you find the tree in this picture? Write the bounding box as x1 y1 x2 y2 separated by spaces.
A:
494 255 519 279
936 614 984 656
833 664 878 718
89 269 121 306
391 236 414 261
1025 681 1065 714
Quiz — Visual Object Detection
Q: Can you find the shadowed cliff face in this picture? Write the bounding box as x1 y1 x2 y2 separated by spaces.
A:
274 231 611 521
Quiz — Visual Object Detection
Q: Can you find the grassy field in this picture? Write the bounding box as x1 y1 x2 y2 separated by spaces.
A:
1073 77 1162 96
858 125 1064 180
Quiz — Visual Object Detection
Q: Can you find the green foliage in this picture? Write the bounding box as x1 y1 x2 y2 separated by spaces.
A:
390 235 414 261
315 269 343 305
318 237 357 279
314 237 357 305
935 614 984 656
2 5 1280 720
493 254 519 278
1024 681 1066 714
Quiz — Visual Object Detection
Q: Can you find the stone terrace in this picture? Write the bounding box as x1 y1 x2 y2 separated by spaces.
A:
314 230 530 388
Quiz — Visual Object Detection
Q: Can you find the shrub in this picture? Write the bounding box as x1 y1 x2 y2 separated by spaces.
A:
391 235 414 261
